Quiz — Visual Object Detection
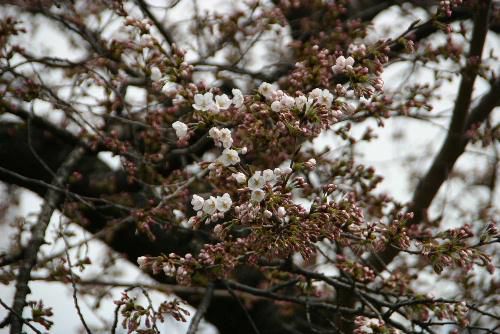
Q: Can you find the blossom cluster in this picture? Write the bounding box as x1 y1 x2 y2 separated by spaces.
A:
190 193 232 223
242 167 292 203
207 127 242 167
258 82 336 112
192 89 244 112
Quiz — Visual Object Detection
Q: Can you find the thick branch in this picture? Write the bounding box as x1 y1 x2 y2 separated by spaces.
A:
187 283 215 334
410 1 491 224
368 2 497 272
9 146 85 334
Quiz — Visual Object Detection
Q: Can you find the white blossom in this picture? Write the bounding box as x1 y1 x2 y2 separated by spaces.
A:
263 210 273 218
273 167 282 176
215 94 232 110
173 94 185 105
232 172 247 184
358 326 373 334
317 89 334 108
209 127 220 140
271 100 282 112
215 193 232 212
218 128 233 148
173 209 185 220
183 217 196 228
162 81 178 95
295 95 307 109
298 95 315 110
277 206 286 218
338 56 348 66
191 194 205 211
309 88 323 100
248 171 265 190
282 166 293 174
232 89 244 108
273 89 285 100
332 55 355 73
150 66 162 81
241 146 248 154
349 43 367 55
193 92 216 111
202 196 217 215
213 224 223 236
218 148 240 166
345 56 355 69
140 34 153 45
163 263 176 276
262 169 275 183
343 102 355 114
251 189 266 202
258 82 275 100
280 94 295 109
172 121 188 139
209 127 233 148
137 256 148 268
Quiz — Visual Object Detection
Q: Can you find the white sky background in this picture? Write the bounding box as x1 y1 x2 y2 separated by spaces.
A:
0 1 499 333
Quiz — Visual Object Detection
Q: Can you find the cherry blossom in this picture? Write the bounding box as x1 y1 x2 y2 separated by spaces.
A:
232 172 247 184
250 189 265 202
150 66 162 81
191 194 205 211
215 94 232 110
231 88 244 108
331 55 355 73
172 121 188 139
218 148 240 166
193 92 216 111
215 193 232 213
247 171 265 190
258 82 275 100
202 196 217 215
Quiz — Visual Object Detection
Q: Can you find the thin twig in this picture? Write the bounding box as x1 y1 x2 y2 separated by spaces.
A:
110 300 121 334
59 219 93 334
186 282 215 334
222 280 261 334
0 298 42 334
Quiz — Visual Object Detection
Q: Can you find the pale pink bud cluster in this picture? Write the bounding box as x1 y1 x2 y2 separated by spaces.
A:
331 55 355 73
348 43 367 56
309 88 334 108
304 158 317 170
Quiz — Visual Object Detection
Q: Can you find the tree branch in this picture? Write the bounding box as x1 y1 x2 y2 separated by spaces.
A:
187 282 215 334
368 1 495 272
9 146 86 334
135 0 175 47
